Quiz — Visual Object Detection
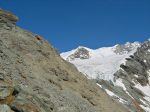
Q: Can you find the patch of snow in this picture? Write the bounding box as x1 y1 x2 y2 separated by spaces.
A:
105 89 116 96
132 80 136 85
126 91 134 99
115 78 126 91
144 96 150 102
104 89 127 104
134 75 139 78
134 84 150 97
115 78 135 99
140 99 149 106
148 49 150 52
144 60 147 63
140 105 150 112
97 83 128 104
96 83 102 88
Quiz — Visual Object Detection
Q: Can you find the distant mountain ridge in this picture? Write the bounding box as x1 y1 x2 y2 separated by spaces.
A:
61 41 150 112
61 42 141 80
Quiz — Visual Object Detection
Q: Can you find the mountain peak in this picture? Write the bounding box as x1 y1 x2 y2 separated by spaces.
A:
61 42 140 80
66 46 91 61
113 42 140 55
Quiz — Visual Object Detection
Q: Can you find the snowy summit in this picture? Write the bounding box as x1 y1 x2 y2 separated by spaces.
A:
61 42 140 80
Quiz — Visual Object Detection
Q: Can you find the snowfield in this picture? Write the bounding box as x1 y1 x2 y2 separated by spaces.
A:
61 42 150 112
61 42 140 81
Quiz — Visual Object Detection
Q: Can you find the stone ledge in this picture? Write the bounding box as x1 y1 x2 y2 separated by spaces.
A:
0 9 18 24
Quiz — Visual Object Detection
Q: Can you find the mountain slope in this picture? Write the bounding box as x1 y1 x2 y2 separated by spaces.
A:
61 41 150 112
0 9 129 112
111 41 150 112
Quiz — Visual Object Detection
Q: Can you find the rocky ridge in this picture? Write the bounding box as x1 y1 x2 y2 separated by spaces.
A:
61 42 140 80
61 37 150 111
0 9 129 112
66 47 90 61
97 40 150 112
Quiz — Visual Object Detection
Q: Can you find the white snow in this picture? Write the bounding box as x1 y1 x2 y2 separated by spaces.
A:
144 60 147 63
97 83 127 103
134 84 150 97
134 75 139 78
140 99 148 106
126 91 134 99
140 105 150 112
61 42 140 81
96 83 102 88
61 42 150 110
133 70 150 98
115 78 126 91
104 89 127 103
144 96 150 102
115 78 134 99
105 89 116 96
97 83 128 104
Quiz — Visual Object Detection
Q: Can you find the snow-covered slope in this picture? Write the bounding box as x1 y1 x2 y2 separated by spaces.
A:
97 40 150 112
61 41 150 112
61 42 140 80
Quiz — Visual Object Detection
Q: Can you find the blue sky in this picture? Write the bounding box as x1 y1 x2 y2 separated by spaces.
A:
1 0 150 52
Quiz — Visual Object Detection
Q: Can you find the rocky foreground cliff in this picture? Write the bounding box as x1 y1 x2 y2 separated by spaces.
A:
0 9 130 112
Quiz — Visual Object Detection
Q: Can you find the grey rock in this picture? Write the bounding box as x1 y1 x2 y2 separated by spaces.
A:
0 72 4 80
99 40 150 112
0 8 128 112
113 42 140 55
0 86 13 100
0 104 14 112
67 47 90 61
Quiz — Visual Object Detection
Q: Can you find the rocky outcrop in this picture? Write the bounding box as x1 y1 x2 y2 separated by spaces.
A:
0 9 129 112
66 47 90 61
0 9 18 30
114 40 150 86
97 41 150 112
113 42 140 55
0 9 18 24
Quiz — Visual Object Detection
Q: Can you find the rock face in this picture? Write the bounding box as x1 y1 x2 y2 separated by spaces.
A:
0 9 129 112
114 42 140 55
61 34 150 111
66 47 90 61
0 9 18 30
114 41 150 111
97 41 150 112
